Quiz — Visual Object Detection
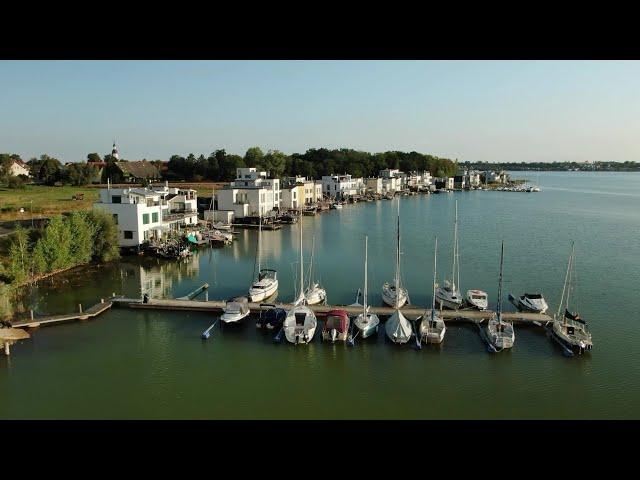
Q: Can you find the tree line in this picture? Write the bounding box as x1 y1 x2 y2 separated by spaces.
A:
1 147 461 187
165 147 459 182
2 210 120 285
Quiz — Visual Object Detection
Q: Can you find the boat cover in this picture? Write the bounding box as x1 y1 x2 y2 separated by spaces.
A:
264 308 286 325
323 310 348 333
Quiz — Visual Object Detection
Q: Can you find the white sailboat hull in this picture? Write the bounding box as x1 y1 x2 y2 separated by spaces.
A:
486 319 515 350
385 310 413 344
419 316 446 344
435 286 463 310
381 283 408 308
304 283 327 305
354 313 380 338
284 305 317 345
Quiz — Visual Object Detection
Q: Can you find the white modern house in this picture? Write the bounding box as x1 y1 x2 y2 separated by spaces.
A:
407 171 432 190
93 183 198 248
379 168 407 193
321 174 364 199
216 168 281 219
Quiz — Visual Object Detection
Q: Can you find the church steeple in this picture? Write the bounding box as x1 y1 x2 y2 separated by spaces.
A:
112 140 120 160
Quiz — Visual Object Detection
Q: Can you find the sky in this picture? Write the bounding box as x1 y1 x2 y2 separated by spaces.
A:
1 60 638 164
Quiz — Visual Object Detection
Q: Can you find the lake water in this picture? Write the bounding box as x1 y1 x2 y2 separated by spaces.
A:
2 171 640 419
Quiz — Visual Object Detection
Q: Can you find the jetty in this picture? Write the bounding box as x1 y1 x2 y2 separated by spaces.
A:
112 296 552 325
11 299 113 329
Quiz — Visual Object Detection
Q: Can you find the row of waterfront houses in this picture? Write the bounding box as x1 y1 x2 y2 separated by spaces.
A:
92 166 510 248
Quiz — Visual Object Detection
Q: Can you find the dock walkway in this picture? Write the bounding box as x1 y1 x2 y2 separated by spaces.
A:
12 300 113 328
117 297 552 325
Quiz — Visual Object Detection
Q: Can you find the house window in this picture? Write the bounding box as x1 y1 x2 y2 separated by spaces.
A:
143 230 150 241
112 195 121 204
142 213 150 225
124 231 133 239
152 212 158 223
112 214 118 225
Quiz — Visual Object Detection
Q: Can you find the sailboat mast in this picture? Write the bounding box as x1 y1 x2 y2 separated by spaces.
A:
557 242 573 322
497 241 504 322
566 242 575 317
299 209 304 301
395 198 401 308
309 235 315 290
432 237 438 319
364 235 368 315
257 215 262 276
452 200 459 291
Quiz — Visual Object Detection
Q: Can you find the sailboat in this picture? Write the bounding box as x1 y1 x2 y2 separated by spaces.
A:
353 236 380 339
304 235 327 305
381 198 409 308
435 201 463 309
419 237 446 344
283 211 318 345
551 242 593 355
248 215 278 302
384 201 413 344
485 242 515 351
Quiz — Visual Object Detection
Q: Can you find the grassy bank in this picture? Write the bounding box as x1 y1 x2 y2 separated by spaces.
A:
0 185 99 221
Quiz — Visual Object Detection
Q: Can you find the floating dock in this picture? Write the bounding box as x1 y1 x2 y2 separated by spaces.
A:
113 297 552 325
11 300 113 329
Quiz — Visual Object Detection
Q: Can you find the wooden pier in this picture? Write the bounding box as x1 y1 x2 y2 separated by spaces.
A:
114 297 552 325
11 299 113 329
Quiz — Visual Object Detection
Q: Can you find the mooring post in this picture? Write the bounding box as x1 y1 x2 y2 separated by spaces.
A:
205 291 209 301
79 304 83 313
30 310 34 321
4 342 10 356
101 298 104 304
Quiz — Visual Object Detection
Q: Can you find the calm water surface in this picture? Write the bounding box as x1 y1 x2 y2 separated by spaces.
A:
2 171 639 419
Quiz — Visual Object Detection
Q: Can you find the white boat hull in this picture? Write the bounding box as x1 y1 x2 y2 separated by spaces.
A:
353 313 380 339
419 317 446 344
304 284 327 305
284 305 317 345
248 279 278 302
220 311 250 324
486 319 515 350
381 283 408 308
436 287 462 310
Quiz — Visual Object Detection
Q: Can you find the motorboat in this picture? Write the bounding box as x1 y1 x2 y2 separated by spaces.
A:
381 198 409 308
321 309 350 342
465 289 488 310
330 203 342 210
551 242 593 355
220 296 250 324
485 242 515 351
248 269 278 302
248 216 278 302
419 237 446 344
435 201 463 310
510 292 549 314
353 236 380 339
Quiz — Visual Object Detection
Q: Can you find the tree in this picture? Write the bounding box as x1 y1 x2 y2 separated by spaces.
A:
262 150 287 178
244 147 264 168
65 163 98 186
87 153 102 163
87 210 120 262
8 226 31 283
34 154 63 185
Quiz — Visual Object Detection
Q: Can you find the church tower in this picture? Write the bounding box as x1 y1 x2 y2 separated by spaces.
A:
112 141 120 160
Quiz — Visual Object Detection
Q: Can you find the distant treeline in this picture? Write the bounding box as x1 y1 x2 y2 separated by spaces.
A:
164 147 459 181
462 160 640 172
2 148 461 186
1 210 120 286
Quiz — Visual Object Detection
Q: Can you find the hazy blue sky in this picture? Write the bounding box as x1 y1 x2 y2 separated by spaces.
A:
1 60 638 163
